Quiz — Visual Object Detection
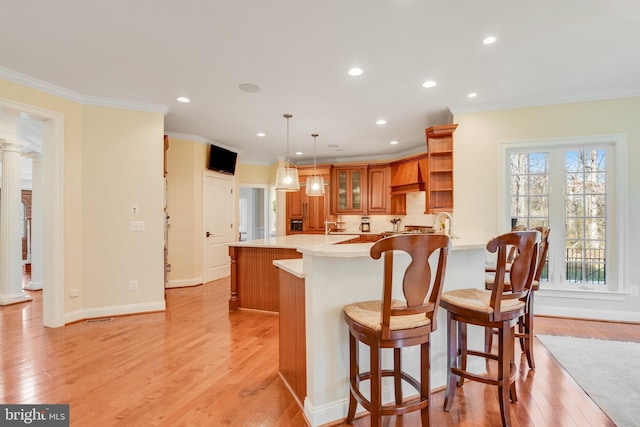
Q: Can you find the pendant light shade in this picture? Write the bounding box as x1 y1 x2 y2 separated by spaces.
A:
305 133 325 196
275 114 300 192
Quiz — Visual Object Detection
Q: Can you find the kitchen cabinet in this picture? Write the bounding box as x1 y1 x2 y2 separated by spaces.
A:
331 166 367 215
367 165 391 214
336 234 382 243
425 124 457 213
360 234 382 242
286 166 330 234
389 154 429 215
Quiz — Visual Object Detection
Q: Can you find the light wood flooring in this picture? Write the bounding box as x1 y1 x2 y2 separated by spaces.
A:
2 278 637 426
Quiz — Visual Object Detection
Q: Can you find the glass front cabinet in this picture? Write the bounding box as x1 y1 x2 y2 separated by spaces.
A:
331 166 368 214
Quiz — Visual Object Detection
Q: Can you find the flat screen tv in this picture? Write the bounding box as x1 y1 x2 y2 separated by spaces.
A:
208 144 238 175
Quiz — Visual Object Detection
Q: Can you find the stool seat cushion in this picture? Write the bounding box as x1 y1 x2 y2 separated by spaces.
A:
344 299 432 331
441 288 525 314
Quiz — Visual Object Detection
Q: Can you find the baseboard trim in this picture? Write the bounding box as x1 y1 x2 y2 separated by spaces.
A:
537 305 640 322
64 301 166 325
166 277 203 288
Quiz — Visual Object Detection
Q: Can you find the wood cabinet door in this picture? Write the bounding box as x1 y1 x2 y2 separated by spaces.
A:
367 165 390 214
287 190 304 219
306 193 328 233
331 166 367 214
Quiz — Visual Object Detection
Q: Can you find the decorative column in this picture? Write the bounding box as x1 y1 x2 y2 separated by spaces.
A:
24 155 42 290
0 113 32 305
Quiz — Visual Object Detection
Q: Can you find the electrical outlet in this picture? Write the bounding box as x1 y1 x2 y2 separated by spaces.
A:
630 286 639 297
129 280 138 291
130 221 145 231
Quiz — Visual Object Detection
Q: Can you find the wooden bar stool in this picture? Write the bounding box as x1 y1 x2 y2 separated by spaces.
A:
343 234 451 427
440 231 540 427
485 226 550 369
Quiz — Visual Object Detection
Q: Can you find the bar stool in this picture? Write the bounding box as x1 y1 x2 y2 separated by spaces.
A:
485 226 550 369
343 234 451 427
440 230 540 427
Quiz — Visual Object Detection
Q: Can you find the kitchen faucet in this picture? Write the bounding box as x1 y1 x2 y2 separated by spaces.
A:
324 221 337 237
433 212 453 237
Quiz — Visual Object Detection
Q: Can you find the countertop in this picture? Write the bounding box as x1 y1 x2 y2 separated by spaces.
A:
298 230 494 257
228 233 355 249
232 230 494 258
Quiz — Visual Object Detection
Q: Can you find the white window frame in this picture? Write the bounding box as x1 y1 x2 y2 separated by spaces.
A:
499 134 628 295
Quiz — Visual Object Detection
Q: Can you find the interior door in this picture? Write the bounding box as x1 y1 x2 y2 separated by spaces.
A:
203 173 234 283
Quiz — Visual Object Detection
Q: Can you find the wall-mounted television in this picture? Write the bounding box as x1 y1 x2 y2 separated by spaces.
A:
207 144 238 175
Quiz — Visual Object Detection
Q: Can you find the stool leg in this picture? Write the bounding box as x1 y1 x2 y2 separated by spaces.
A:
484 326 494 353
443 311 457 411
420 341 431 427
458 321 467 386
370 342 382 427
346 331 358 424
394 348 402 405
497 322 513 427
523 292 535 370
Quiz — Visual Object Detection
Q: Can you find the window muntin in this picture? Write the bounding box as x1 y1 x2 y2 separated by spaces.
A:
506 144 613 290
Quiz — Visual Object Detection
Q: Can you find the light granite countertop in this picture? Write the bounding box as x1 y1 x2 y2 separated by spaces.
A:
236 230 494 258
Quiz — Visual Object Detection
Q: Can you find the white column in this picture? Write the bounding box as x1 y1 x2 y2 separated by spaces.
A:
24 155 43 290
0 115 32 304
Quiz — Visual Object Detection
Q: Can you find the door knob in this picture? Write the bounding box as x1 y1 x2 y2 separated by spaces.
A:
206 231 212 237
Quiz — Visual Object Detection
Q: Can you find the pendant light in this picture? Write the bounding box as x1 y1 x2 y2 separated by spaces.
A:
275 113 300 192
305 133 325 196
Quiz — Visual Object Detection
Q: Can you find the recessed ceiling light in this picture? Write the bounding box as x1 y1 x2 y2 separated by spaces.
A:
376 119 387 125
483 36 497 45
256 132 266 137
238 83 261 93
421 80 437 88
390 140 399 145
176 96 190 103
348 67 364 76
295 151 303 156
467 92 477 98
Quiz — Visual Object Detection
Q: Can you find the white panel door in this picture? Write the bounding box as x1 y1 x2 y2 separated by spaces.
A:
203 173 234 283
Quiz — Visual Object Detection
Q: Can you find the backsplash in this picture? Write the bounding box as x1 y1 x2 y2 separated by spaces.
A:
336 191 439 233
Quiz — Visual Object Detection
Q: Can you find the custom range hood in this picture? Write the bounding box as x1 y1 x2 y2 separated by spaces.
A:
390 155 428 194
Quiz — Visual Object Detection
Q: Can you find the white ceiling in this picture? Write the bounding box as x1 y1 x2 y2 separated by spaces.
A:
2 0 639 164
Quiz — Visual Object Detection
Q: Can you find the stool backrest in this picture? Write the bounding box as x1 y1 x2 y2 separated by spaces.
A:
486 230 540 320
370 234 451 339
531 226 550 283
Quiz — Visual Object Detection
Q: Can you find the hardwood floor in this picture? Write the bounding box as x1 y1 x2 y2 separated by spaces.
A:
1 279 634 426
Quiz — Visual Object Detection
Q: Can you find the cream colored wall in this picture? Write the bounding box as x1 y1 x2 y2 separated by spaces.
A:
237 162 270 185
453 96 640 318
81 106 165 307
453 97 639 233
1 77 166 318
165 137 206 286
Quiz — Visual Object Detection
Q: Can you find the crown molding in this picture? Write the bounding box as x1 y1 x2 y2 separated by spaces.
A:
449 88 640 115
0 66 169 115
165 132 241 154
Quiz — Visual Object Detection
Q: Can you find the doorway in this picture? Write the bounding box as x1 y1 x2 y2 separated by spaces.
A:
0 98 64 327
238 185 269 241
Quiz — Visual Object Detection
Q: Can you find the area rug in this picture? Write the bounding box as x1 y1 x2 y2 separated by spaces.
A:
537 335 640 427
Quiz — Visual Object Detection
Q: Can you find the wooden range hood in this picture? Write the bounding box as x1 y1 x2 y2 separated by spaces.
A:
390 155 429 194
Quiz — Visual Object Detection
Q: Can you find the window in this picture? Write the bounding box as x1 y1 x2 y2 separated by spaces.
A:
502 135 626 293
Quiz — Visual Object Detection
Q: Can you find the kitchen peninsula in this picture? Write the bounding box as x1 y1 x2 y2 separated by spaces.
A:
227 234 354 311
231 231 494 426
